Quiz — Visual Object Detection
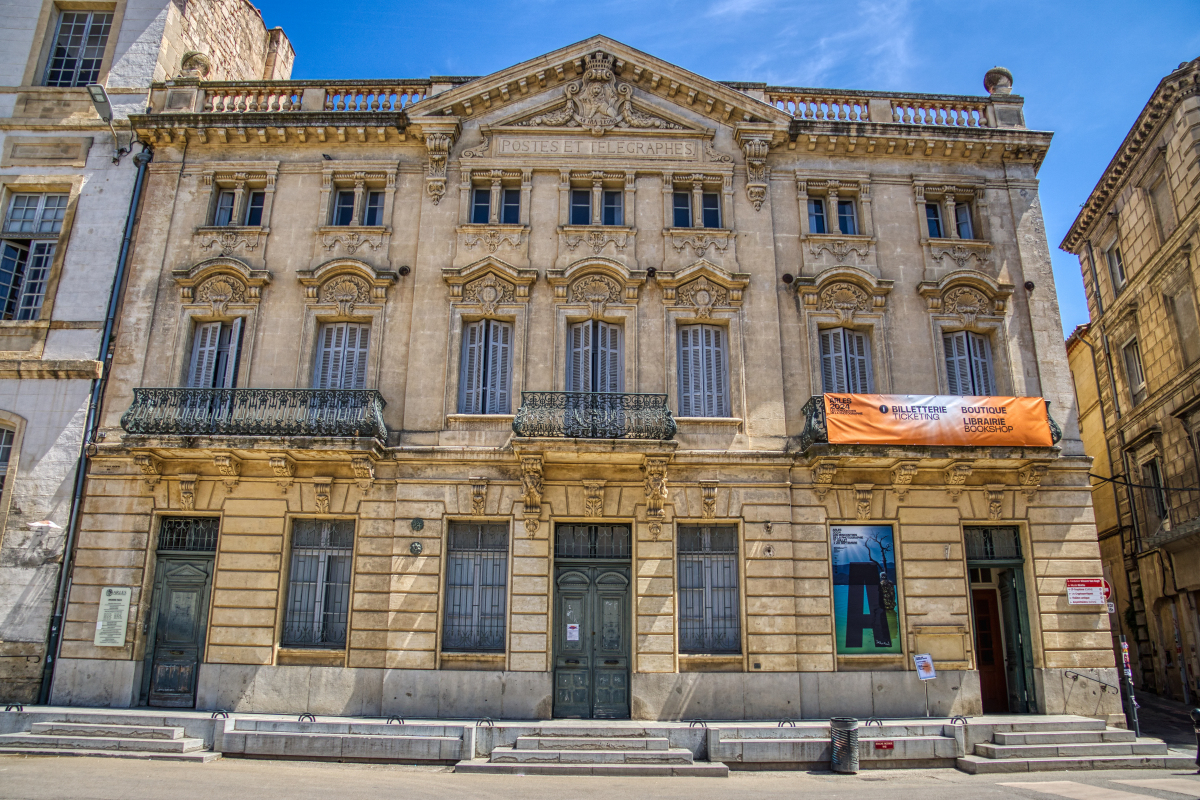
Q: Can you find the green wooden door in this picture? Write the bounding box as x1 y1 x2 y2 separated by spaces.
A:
553 564 630 719
142 556 213 708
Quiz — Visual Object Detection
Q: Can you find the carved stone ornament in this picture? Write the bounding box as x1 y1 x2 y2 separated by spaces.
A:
213 454 240 490
519 51 682 135
425 132 452 205
178 51 212 79
705 141 732 163
199 230 259 257
134 454 161 488
321 229 385 255
564 229 629 255
813 460 837 499
890 463 918 499
700 480 719 519
932 243 991 269
470 478 488 516
524 517 540 537
460 136 491 158
818 282 871 323
649 521 664 540
463 228 523 254
855 484 874 520
313 477 332 514
986 485 1005 520
463 272 516 315
808 239 871 266
521 456 544 515
270 455 295 491
583 480 606 517
670 233 730 259
196 275 247 316
945 462 972 500
571 274 622 317
320 275 372 315
742 138 770 211
352 457 375 491
642 457 668 520
943 286 992 326
178 474 198 511
676 276 728 318
1018 463 1048 500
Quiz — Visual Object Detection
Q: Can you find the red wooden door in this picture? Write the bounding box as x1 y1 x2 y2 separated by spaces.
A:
972 589 1009 713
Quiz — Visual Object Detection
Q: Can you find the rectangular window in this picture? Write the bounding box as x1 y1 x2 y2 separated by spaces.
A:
1140 459 1168 532
808 199 827 234
282 519 354 649
701 192 721 228
471 187 490 224
602 190 623 226
955 204 974 239
570 189 591 225
0 427 13 495
186 319 243 388
333 191 356 226
678 324 729 417
501 188 520 225
213 191 236 226
1122 338 1146 405
1149 176 1177 239
0 240 56 321
1170 291 1200 366
43 10 113 87
673 191 692 228
925 203 943 238
442 522 508 652
837 199 858 235
363 191 384 226
459 319 513 414
314 322 370 390
567 320 623 393
677 525 740 654
1106 245 1126 290
243 192 265 226
4 193 68 235
820 327 873 393
943 331 995 395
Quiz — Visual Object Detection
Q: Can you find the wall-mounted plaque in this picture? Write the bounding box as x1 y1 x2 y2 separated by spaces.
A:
94 586 133 647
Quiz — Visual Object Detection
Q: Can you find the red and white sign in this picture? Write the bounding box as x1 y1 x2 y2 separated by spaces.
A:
874 740 895 750
1103 579 1112 601
1066 578 1105 605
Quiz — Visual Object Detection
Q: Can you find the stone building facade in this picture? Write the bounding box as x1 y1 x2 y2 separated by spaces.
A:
1062 57 1200 705
0 0 291 703
49 36 1120 722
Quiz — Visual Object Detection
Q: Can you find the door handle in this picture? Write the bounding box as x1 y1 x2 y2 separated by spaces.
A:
169 650 185 656
604 660 619 665
566 659 579 665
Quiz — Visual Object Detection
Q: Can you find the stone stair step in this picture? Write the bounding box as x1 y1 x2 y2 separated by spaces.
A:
456 758 727 777
957 753 1196 774
0 747 220 763
489 745 694 765
993 730 1135 745
0 733 205 754
28 723 186 740
225 730 464 761
514 736 669 751
974 739 1168 760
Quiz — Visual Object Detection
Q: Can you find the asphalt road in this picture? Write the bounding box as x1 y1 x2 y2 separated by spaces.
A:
3 756 1200 800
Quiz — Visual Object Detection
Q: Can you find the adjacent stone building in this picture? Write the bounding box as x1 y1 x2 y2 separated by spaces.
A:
48 36 1119 723
0 0 291 703
1062 57 1200 705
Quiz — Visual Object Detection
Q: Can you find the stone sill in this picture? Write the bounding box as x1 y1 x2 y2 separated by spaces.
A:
675 417 743 433
920 236 992 249
911 624 968 635
680 654 742 672
0 358 101 379
445 414 515 431
277 647 345 667
799 443 1060 467
117 434 387 457
439 652 505 671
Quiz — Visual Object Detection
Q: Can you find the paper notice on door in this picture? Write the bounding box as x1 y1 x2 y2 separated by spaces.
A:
566 623 580 641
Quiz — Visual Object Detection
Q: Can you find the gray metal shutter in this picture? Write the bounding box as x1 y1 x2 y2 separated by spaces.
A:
678 325 701 416
486 320 513 413
343 324 370 390
459 320 485 413
968 332 994 395
221 317 243 389
845 329 873 393
819 328 847 393
568 321 592 392
597 321 623 393
943 331 972 395
187 321 222 388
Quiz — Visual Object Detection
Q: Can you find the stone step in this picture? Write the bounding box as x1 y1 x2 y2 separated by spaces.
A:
489 745 694 765
514 736 670 751
456 758 728 777
974 739 1169 760
957 753 1196 774
983 719 1108 733
222 730 464 761
0 733 206 754
28 723 186 740
0 747 220 763
993 729 1136 746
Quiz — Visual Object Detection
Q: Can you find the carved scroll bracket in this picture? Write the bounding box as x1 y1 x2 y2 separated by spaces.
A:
812 459 838 499
855 483 875 520
313 477 332 514
134 453 161 488
890 462 919 500
352 457 375 491
700 479 719 519
213 454 241 490
270 454 296 491
945 462 973 500
470 477 488 516
178 474 198 511
1018 463 1049 500
583 480 607 518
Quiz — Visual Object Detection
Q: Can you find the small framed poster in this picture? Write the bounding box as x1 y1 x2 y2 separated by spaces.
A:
913 653 936 680
832 524 901 655
94 587 133 647
566 623 580 642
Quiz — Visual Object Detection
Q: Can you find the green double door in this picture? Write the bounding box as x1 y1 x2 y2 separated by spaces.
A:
552 563 631 719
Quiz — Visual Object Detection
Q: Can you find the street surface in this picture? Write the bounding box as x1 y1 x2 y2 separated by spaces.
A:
2 756 1200 800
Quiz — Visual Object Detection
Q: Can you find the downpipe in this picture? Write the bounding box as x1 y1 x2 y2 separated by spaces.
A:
37 144 153 704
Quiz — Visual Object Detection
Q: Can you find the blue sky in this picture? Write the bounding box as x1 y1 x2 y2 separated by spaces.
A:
255 0 1200 336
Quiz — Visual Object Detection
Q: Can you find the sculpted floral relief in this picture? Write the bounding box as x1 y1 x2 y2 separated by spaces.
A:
462 273 516 314
817 282 870 322
196 275 246 316
571 274 622 316
675 276 728 318
942 286 992 325
321 275 371 315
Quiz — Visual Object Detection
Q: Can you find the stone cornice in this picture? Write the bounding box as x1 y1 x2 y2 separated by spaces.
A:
0 359 102 379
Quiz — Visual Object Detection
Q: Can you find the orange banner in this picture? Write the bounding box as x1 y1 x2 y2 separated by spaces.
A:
822 395 1054 447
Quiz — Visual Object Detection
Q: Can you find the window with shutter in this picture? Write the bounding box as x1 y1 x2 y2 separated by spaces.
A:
459 320 513 414
819 328 847 393
459 320 485 413
568 321 592 392
487 321 513 413
819 327 873 394
678 324 729 416
567 320 623 393
187 322 222 388
844 330 872 393
968 333 994 395
314 322 370 390
944 331 994 395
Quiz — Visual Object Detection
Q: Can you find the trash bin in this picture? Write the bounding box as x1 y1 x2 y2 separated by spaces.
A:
830 717 860 773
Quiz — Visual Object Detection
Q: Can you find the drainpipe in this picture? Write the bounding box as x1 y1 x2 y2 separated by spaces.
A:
38 144 154 704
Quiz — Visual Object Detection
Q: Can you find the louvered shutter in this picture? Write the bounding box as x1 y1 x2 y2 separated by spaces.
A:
487 321 513 413
819 328 847 393
459 320 485 413
845 330 873 393
597 321 623 393
705 325 728 416
968 333 994 395
187 321 222 388
314 324 340 389
943 331 971 395
678 326 700 417
221 317 244 389
568 321 592 392
343 324 370 390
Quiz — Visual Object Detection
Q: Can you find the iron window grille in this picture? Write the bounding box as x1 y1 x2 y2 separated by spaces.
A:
43 11 113 87
282 519 354 649
677 525 741 654
157 517 220 552
964 526 1022 562
442 522 509 652
555 524 632 559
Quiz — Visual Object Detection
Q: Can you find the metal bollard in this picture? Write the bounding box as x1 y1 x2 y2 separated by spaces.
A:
830 717 860 773
1191 708 1200 773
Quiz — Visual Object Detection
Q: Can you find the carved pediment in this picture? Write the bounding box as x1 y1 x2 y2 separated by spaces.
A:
443 257 537 310
657 260 749 315
173 257 271 312
796 266 893 323
547 257 646 316
918 270 1013 328
298 258 400 312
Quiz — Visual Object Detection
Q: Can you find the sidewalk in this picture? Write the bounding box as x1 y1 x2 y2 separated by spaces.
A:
1130 690 1197 749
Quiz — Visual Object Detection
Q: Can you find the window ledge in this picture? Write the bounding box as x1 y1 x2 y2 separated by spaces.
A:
457 223 528 231
663 227 730 235
277 647 345 666
440 652 505 671
920 236 992 247
674 417 743 433
680 654 743 673
446 413 515 431
800 232 874 242
195 225 268 234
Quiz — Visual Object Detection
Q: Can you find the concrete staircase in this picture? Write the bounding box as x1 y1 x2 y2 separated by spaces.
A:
0 722 219 762
709 721 958 769
216 718 467 763
957 718 1193 773
456 729 728 776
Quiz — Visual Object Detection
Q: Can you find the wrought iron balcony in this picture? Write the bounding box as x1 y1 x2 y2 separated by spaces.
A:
512 392 676 440
121 388 387 440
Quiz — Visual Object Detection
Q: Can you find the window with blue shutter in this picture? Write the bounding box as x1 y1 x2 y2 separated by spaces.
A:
943 330 994 395
678 324 729 417
314 322 370 390
567 320 623 392
819 328 873 393
458 319 513 414
187 319 244 388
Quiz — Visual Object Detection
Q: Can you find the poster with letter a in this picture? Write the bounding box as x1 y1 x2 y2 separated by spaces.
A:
832 524 901 655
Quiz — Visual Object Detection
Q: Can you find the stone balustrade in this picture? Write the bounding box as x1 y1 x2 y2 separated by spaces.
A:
764 91 871 122
322 83 428 111
203 85 303 112
153 80 431 114
765 88 1001 129
888 98 990 127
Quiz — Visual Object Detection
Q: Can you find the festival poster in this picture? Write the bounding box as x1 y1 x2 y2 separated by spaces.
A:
831 524 902 655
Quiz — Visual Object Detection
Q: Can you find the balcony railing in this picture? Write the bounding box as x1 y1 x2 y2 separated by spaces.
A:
512 392 676 440
121 388 387 440
798 395 1063 452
